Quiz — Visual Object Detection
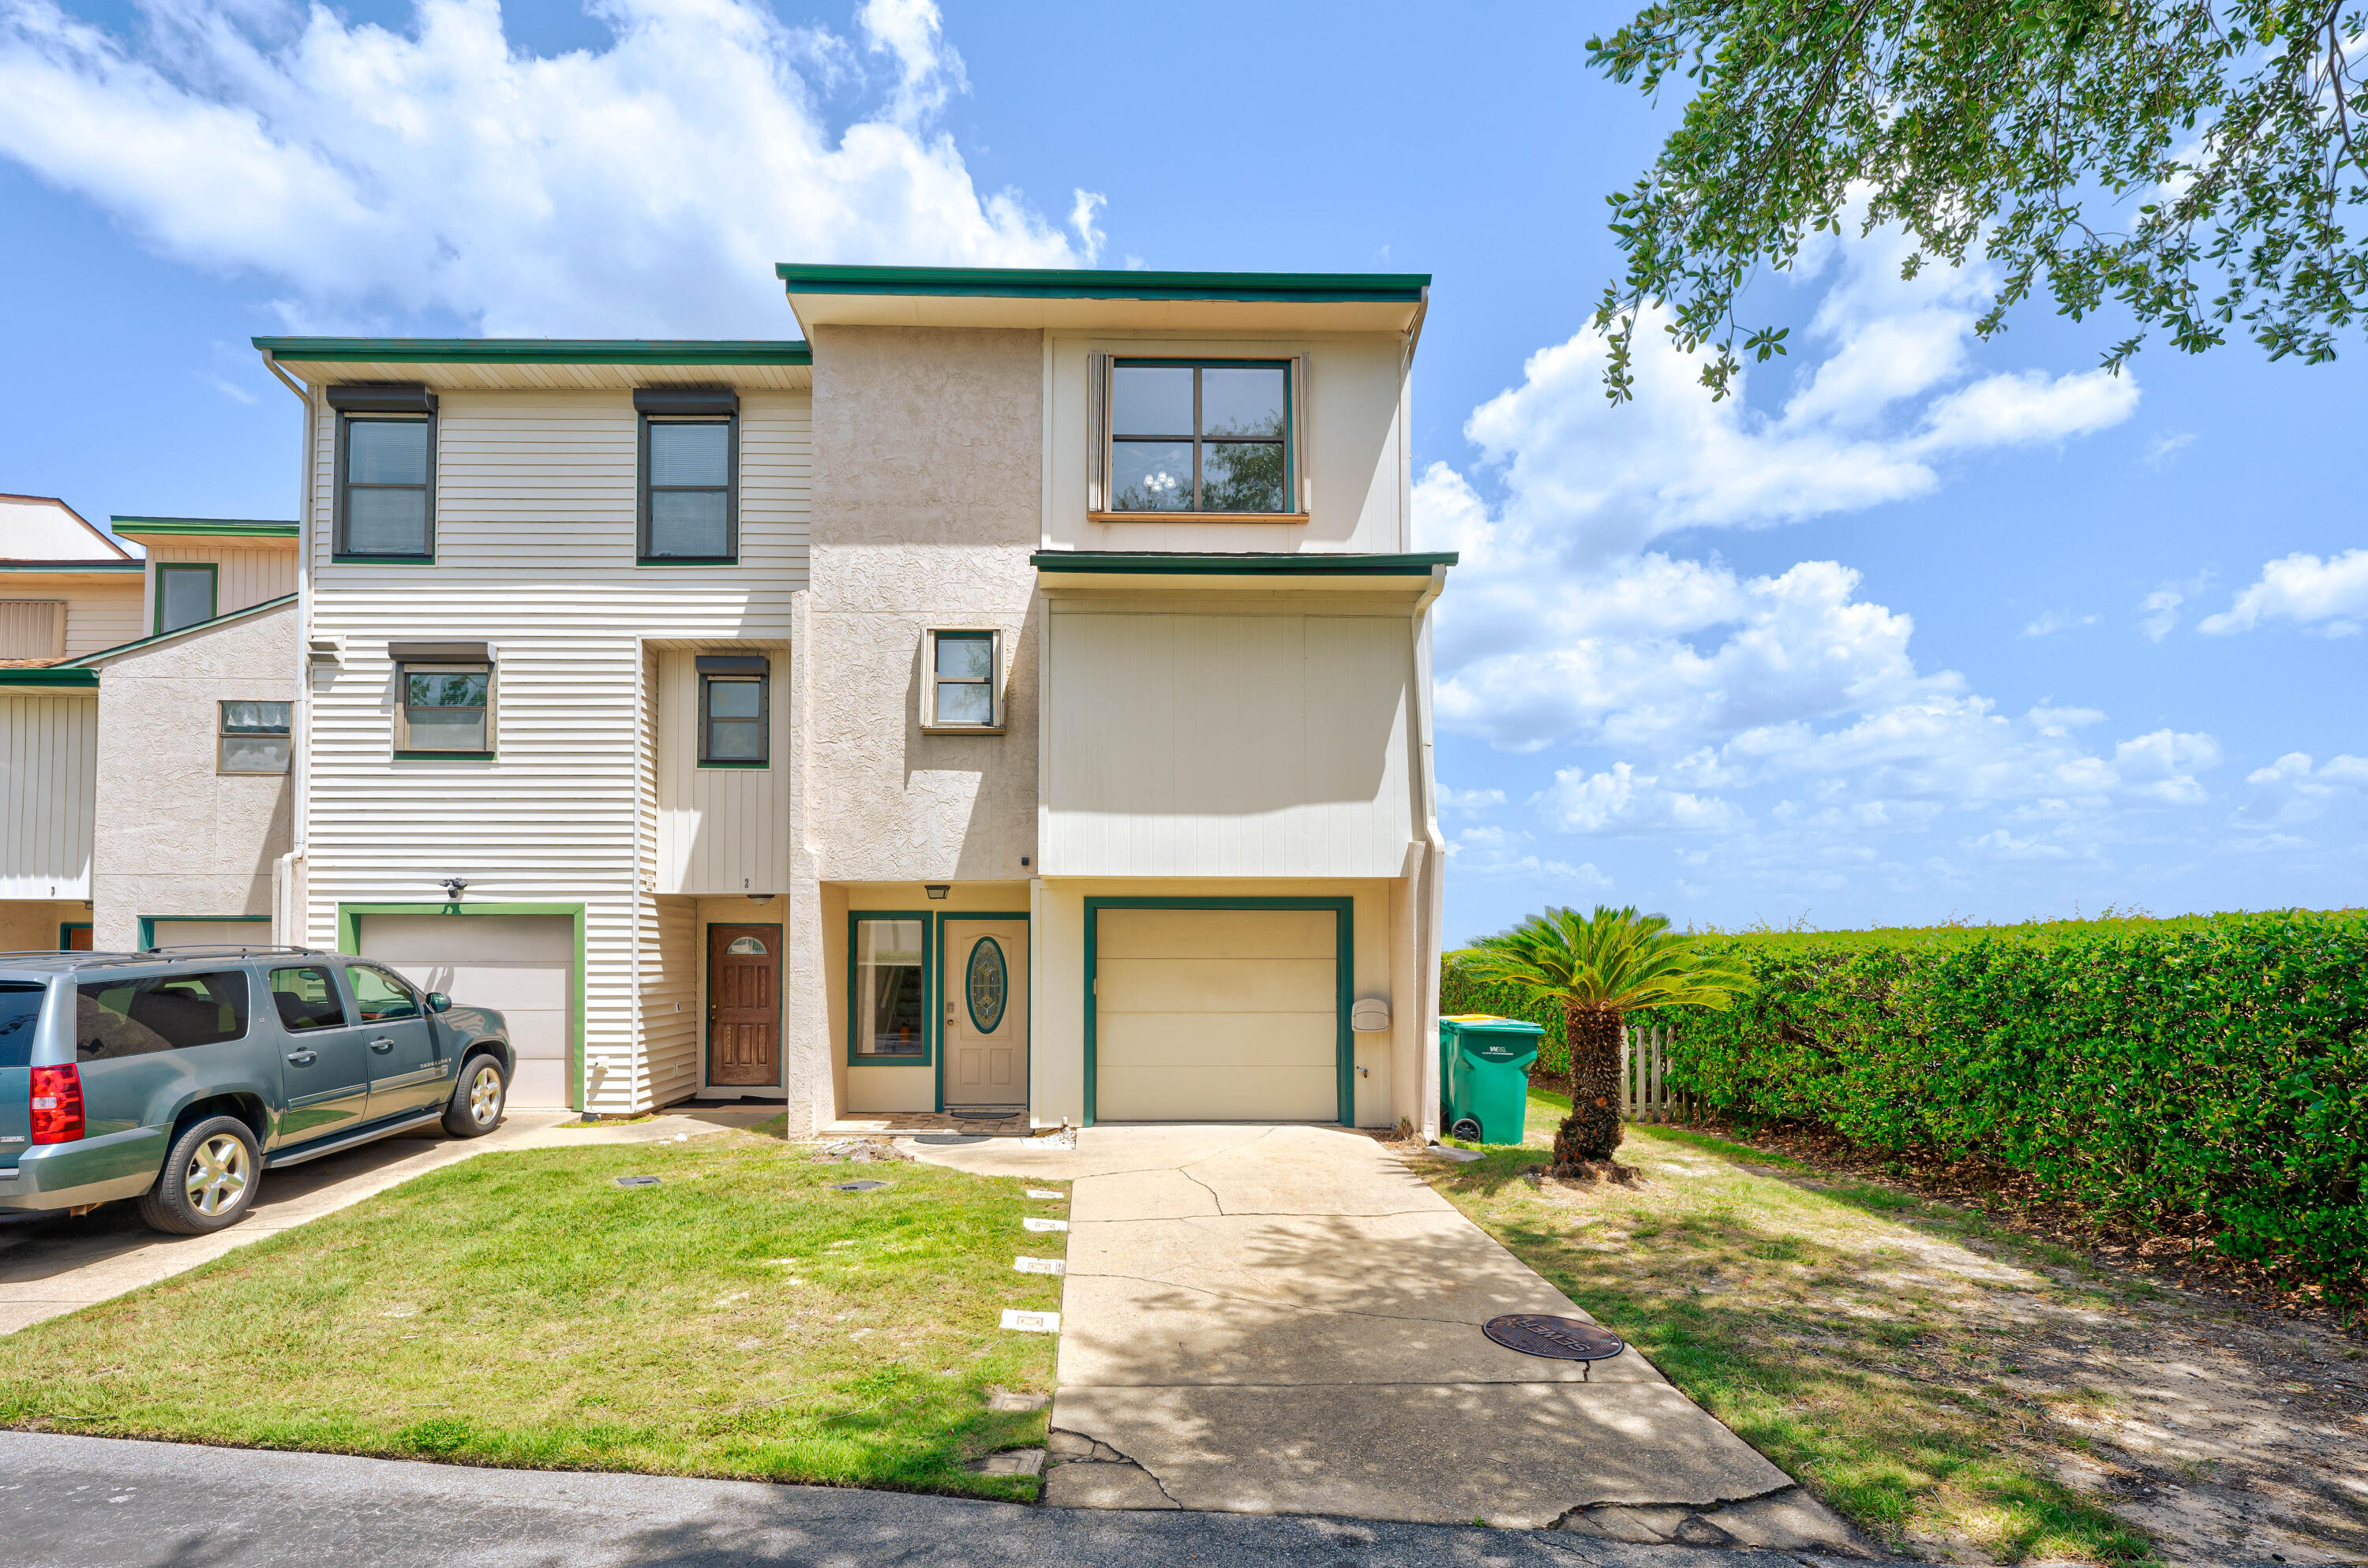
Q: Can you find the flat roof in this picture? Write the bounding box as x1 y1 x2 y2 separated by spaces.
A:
780 265 1431 337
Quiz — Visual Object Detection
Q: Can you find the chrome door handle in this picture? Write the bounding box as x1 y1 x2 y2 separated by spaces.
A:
369 1038 395 1053
286 1050 317 1066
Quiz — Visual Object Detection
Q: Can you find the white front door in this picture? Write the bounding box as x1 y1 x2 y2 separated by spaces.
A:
942 919 1026 1109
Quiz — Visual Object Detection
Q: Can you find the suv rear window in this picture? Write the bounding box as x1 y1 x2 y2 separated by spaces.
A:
77 971 251 1060
0 982 44 1069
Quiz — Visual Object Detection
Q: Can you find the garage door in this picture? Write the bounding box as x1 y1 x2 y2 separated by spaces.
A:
148 918 270 950
358 914 574 1107
1094 907 1339 1123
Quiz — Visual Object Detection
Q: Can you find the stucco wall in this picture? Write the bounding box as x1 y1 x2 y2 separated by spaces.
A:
90 604 296 950
807 326 1041 886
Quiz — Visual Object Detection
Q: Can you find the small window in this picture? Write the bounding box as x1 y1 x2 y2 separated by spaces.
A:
923 629 1002 732
155 564 216 635
1106 359 1292 514
852 918 927 1059
332 387 437 559
638 388 738 563
0 982 45 1071
346 963 421 1022
269 966 350 1032
219 701 292 774
698 654 769 766
398 663 493 756
725 935 767 955
76 971 250 1059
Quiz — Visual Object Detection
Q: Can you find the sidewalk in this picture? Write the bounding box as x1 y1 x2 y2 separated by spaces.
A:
0 1102 778 1334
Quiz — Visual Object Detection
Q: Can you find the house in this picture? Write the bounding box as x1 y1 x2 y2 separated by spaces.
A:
6 265 1452 1138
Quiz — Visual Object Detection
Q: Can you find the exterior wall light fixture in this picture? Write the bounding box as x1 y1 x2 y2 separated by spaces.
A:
439 878 469 899
924 884 950 900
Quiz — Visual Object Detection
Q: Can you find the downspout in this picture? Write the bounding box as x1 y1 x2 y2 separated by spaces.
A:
263 352 312 947
1411 566 1448 1140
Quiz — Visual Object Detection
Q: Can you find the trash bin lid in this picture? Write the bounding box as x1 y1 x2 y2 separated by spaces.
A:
1440 1013 1546 1035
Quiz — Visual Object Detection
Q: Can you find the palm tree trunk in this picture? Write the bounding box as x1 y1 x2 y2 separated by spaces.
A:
1554 1001 1625 1167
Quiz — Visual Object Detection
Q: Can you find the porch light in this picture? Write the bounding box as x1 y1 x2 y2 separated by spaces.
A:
924 884 950 900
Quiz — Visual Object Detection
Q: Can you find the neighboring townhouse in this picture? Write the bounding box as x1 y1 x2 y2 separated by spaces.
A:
228 265 1449 1136
0 507 296 954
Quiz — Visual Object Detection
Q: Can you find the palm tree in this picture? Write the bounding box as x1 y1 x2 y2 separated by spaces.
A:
1459 905 1752 1169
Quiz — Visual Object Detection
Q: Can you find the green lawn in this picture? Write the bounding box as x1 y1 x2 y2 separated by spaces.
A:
0 1127 1064 1500
1422 1087 2157 1564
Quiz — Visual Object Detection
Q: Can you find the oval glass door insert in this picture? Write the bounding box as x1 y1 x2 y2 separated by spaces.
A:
965 937 1008 1033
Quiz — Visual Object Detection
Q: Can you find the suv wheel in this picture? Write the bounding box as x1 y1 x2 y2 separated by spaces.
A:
444 1055 507 1139
137 1115 262 1235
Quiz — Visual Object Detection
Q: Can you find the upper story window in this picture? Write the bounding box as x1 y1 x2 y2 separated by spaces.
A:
921 628 1002 733
155 563 215 634
636 387 739 563
697 653 769 766
219 701 292 774
390 639 493 758
328 384 437 561
1097 358 1300 518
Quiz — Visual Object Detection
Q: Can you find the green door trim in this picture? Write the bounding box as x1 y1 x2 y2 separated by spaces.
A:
1081 896 1353 1129
703 920 784 1093
136 913 270 950
337 901 588 1112
932 911 1029 1117
58 922 91 951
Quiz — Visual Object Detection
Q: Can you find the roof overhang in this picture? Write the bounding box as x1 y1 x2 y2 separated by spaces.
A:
112 518 298 545
1031 550 1455 600
779 266 1429 338
0 665 97 690
253 339 813 395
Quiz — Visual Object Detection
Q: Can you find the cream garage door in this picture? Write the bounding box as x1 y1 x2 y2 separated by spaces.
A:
1094 907 1339 1123
147 919 271 950
357 914 574 1107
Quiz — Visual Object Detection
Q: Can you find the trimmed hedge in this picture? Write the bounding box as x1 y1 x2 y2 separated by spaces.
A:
1445 911 2368 1297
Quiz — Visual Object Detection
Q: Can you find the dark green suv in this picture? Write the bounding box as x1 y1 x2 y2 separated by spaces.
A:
0 946 515 1234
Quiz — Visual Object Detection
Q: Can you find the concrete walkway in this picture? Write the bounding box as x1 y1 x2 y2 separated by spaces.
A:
0 1103 778 1334
903 1125 1865 1549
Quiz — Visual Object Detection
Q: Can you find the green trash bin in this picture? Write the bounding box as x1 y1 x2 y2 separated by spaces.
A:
1438 1014 1544 1144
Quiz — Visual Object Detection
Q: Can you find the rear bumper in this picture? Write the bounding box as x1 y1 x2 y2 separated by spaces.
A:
0 1125 167 1211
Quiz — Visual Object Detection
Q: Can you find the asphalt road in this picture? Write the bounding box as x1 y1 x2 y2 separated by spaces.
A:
0 1431 1898 1568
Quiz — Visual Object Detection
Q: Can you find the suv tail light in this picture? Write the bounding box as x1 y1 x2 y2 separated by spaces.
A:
29 1064 84 1143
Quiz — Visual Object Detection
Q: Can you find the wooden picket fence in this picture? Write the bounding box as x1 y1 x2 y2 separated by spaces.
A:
1621 1024 1700 1123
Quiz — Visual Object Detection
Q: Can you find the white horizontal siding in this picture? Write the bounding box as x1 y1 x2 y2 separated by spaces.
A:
62 581 142 657
0 693 95 897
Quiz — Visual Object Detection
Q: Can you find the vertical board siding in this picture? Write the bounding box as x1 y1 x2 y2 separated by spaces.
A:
145 542 298 624
1044 611 1414 878
655 649 789 895
647 896 700 1098
304 387 810 1112
0 694 96 896
0 602 62 660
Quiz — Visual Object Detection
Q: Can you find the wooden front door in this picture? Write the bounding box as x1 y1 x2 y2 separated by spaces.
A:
941 919 1026 1108
706 925 780 1087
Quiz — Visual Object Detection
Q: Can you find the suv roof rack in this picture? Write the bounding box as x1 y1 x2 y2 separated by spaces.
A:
140 944 339 957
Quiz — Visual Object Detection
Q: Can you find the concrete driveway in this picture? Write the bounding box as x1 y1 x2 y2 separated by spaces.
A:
0 1104 778 1334
905 1124 1863 1548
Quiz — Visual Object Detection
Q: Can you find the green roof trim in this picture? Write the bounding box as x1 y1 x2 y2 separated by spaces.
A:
253 338 811 365
0 560 143 573
111 518 298 538
0 666 98 688
777 264 1431 305
1030 551 1456 577
66 592 299 668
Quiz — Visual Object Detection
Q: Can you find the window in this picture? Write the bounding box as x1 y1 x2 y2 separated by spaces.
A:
0 983 44 1070
346 963 421 1022
637 387 738 562
392 643 494 757
219 701 292 774
76 971 250 1060
852 918 927 1059
329 384 437 559
155 564 216 635
697 653 769 765
1102 358 1295 515
269 966 350 1032
922 629 1002 732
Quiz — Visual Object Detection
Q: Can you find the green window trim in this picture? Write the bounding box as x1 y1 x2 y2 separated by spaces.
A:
637 392 740 564
392 749 498 761
336 901 586 1111
396 660 493 756
153 562 217 635
134 914 271 951
332 553 440 567
1081 896 1353 1130
846 910 936 1068
333 409 437 560
696 661 769 766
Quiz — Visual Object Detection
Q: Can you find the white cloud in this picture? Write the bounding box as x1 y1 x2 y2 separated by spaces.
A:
1438 786 1506 815
2235 751 2368 825
0 0 1092 335
1067 189 1106 264
1535 762 1745 835
2021 610 2097 638
2143 431 2196 469
2199 550 2368 637
2140 585 2187 642
1443 825 1613 890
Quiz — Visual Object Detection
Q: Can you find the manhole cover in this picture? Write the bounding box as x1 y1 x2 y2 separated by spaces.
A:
615 1176 661 1188
1483 1314 1625 1378
830 1180 890 1192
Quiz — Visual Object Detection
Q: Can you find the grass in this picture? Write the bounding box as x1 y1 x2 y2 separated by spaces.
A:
0 1128 1064 1501
1418 1087 2159 1564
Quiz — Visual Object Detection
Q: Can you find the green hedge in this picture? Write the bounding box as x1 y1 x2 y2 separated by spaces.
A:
1440 955 1574 1080
1638 911 2366 1297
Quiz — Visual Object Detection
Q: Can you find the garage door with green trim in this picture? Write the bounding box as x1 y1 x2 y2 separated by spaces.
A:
1095 907 1337 1122
358 914 574 1107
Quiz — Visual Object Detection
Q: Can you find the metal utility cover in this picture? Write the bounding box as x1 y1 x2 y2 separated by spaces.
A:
614 1176 661 1188
1482 1314 1626 1378
831 1180 890 1192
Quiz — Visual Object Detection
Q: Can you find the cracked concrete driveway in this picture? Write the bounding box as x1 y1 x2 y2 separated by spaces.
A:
907 1124 1856 1542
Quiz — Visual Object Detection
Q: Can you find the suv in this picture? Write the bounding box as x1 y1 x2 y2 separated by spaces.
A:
0 946 515 1235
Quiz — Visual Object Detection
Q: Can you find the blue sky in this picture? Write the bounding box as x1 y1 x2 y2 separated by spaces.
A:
2 0 2361 940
